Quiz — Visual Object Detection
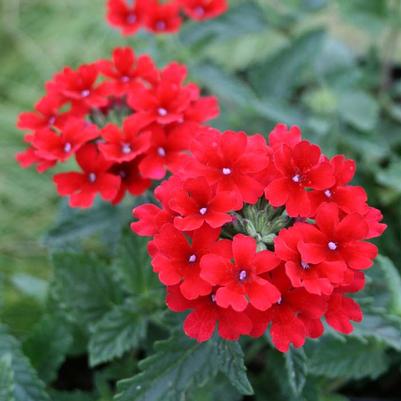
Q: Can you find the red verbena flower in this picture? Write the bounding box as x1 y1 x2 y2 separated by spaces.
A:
169 176 241 231
200 234 281 312
131 122 385 351
106 0 148 35
53 144 121 208
180 0 228 21
167 285 252 342
265 140 335 217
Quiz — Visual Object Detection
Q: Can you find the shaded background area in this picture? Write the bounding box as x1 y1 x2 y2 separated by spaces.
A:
1 0 401 400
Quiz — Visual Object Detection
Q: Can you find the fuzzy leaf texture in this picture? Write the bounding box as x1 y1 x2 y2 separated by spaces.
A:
89 300 147 367
306 335 389 380
0 325 50 401
284 347 307 396
52 252 122 324
114 332 253 401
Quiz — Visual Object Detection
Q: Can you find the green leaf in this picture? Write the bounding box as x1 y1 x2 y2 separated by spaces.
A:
306 335 389 380
375 255 401 315
216 340 254 395
249 29 326 98
115 333 253 401
23 315 73 383
338 90 379 131
376 160 401 193
52 252 122 324
351 313 401 351
89 300 147 367
0 325 50 401
113 230 158 296
0 354 13 400
284 347 307 396
44 200 131 249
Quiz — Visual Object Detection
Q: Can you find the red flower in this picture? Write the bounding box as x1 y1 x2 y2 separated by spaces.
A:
363 206 387 239
127 77 192 125
184 96 220 123
143 0 182 33
200 234 281 312
138 124 189 179
99 115 152 163
106 0 148 35
152 224 231 299
169 176 241 231
275 224 348 295
265 140 335 217
47 64 107 111
109 159 152 204
166 286 252 342
17 94 67 131
184 129 269 204
247 270 327 352
53 144 120 208
298 203 378 270
131 176 182 236
180 0 228 20
268 123 302 149
309 155 367 214
31 119 99 163
98 47 158 96
16 147 56 173
325 293 362 334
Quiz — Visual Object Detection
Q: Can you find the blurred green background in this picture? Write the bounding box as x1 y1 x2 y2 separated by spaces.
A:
2 0 401 382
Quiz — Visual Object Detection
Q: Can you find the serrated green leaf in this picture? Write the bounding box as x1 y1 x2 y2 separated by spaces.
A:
44 200 131 249
113 230 158 296
284 347 307 396
351 313 401 351
89 300 147 367
306 335 389 380
216 339 254 395
115 333 253 401
23 315 73 383
52 252 122 324
0 325 50 401
0 354 14 401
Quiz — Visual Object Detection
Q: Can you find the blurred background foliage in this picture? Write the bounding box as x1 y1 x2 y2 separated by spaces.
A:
2 0 401 400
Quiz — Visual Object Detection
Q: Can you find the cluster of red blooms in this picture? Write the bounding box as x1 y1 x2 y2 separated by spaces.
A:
107 0 228 36
16 47 219 207
132 124 386 352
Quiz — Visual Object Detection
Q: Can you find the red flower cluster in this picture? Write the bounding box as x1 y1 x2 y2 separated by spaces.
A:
16 47 219 208
106 0 228 36
132 124 386 352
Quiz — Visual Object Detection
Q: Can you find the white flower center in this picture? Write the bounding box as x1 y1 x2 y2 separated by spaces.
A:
199 207 208 215
64 142 72 153
301 261 310 270
121 75 130 83
292 174 301 183
222 167 232 175
188 254 197 263
157 107 168 117
121 143 132 154
324 189 332 198
328 241 337 251
88 172 97 183
239 270 247 281
81 89 90 98
157 147 166 157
